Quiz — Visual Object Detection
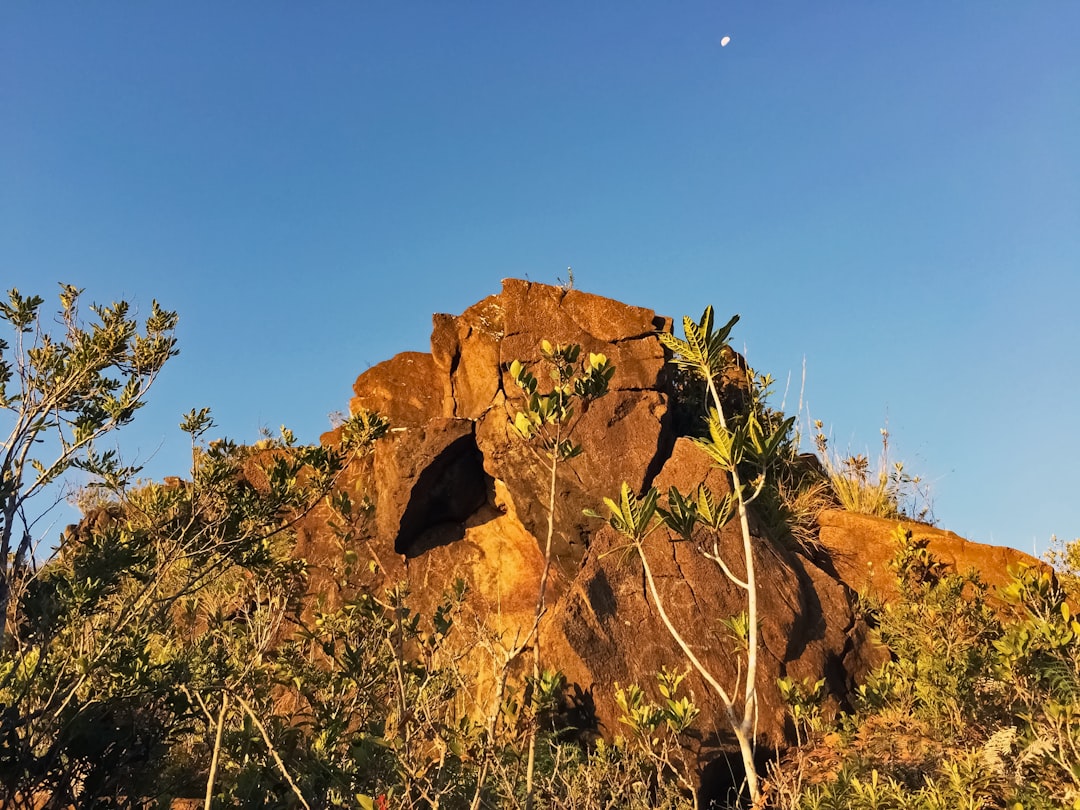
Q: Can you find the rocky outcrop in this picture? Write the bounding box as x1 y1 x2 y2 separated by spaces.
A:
468 280 673 581
311 279 1034 792
816 509 1044 601
541 439 878 756
350 351 445 428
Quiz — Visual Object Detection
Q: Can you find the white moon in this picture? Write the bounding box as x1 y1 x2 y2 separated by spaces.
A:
720 36 731 47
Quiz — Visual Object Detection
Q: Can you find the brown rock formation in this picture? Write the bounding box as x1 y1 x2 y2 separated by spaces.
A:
350 351 445 428
468 279 673 581
816 509 1044 601
308 279 1034 793
542 439 876 755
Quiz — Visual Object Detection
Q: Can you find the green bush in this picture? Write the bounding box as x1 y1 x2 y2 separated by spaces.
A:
769 527 1080 810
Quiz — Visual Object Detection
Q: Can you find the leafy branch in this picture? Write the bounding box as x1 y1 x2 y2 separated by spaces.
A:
508 340 613 810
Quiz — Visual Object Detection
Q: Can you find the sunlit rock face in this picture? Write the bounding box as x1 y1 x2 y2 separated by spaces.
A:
816 509 1045 602
309 278 1030 792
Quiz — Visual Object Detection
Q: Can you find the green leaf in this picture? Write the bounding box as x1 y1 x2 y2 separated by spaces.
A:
656 331 690 359
658 486 698 540
513 411 534 439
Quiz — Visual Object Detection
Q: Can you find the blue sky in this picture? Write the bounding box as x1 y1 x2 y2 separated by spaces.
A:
2 3 1077 556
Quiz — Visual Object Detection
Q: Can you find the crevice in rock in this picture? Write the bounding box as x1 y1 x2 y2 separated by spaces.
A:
771 540 827 665
395 431 492 558
570 465 586 488
671 541 701 610
585 569 617 622
608 332 664 344
447 343 462 378
446 344 462 417
607 397 636 426
641 394 678 492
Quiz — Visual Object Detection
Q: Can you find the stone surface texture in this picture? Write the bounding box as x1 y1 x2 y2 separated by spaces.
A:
816 509 1044 601
305 279 1036 786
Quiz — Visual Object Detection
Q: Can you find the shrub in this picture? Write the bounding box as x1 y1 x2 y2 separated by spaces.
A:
769 528 1080 810
812 424 930 522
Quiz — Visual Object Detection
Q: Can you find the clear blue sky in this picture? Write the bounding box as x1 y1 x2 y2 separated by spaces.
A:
3 3 1077 556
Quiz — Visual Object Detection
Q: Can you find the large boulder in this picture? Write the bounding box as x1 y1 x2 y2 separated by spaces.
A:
306 279 1036 797
541 439 876 756
472 280 673 581
349 279 677 586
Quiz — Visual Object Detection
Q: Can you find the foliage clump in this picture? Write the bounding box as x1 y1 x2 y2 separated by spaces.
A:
0 285 178 646
812 423 930 523
4 283 1077 809
768 527 1080 810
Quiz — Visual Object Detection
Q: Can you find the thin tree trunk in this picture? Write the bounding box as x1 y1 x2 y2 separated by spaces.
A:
0 499 18 647
204 692 229 810
704 373 760 803
524 433 560 810
0 573 11 650
235 694 312 810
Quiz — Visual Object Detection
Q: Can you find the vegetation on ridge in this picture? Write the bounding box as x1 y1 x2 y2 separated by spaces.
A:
0 283 1076 809
769 527 1080 810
